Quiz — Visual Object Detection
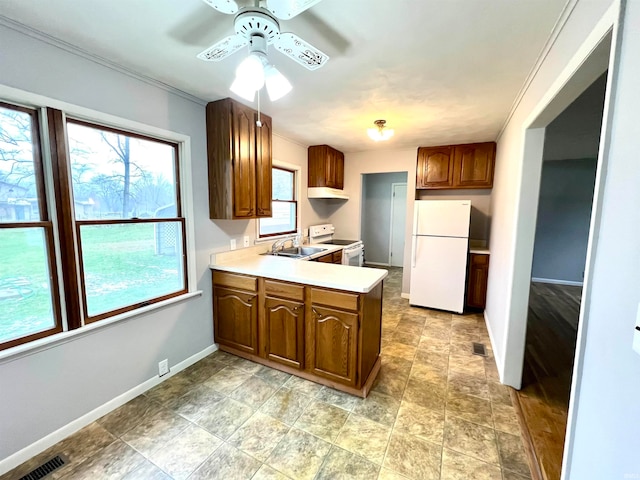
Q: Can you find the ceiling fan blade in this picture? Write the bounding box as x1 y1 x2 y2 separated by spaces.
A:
197 34 248 61
274 32 329 70
201 0 239 14
266 0 322 19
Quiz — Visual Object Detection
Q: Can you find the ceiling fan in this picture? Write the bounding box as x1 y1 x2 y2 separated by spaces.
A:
197 0 329 101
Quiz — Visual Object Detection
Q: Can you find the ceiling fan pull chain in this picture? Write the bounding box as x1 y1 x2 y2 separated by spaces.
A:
256 88 263 127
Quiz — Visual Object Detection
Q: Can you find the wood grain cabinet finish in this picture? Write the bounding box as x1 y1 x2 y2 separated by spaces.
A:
211 272 383 397
416 146 454 188
308 145 345 189
416 142 496 190
466 253 489 309
308 304 358 386
206 97 272 219
264 296 305 369
452 142 496 188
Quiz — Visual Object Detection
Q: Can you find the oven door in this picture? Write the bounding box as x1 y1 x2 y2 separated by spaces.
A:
342 244 364 267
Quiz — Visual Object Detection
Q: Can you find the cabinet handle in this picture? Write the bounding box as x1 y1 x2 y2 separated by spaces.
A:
312 307 323 319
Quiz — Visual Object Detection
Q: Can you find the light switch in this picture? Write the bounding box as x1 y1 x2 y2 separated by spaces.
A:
243 235 250 247
633 303 640 355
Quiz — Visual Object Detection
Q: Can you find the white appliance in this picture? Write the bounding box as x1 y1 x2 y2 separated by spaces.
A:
410 200 471 313
309 224 364 266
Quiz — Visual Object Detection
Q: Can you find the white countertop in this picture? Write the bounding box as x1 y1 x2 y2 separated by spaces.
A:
469 239 490 255
469 247 490 255
210 253 387 293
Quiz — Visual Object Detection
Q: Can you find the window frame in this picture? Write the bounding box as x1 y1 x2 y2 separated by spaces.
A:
0 87 197 354
0 102 63 350
258 164 299 239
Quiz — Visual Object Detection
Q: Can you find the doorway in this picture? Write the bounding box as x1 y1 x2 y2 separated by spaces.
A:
518 73 606 480
360 172 408 266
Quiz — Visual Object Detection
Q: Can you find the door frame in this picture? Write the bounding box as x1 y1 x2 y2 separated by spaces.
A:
388 182 407 267
502 2 622 478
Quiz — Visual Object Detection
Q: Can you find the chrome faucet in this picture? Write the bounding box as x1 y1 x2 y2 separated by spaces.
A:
271 237 290 254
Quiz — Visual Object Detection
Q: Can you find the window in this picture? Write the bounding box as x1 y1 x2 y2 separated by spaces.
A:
0 99 189 351
258 166 297 238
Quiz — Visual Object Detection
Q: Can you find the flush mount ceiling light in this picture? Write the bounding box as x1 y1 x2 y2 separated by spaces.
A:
197 2 329 103
367 119 394 141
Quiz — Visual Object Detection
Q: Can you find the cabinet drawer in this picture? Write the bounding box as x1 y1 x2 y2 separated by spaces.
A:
264 279 304 301
311 288 359 312
317 253 334 263
213 271 257 292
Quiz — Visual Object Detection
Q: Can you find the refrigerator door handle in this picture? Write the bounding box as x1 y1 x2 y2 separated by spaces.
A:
412 235 417 268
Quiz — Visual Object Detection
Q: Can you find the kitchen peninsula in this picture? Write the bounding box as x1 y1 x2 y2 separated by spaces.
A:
210 250 387 397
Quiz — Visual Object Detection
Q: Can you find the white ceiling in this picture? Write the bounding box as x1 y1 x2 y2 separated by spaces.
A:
1 0 568 152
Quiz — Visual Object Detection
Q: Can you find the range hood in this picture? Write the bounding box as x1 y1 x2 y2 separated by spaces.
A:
307 187 349 200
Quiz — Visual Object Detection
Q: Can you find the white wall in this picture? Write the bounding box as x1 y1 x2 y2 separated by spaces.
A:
486 0 640 476
0 22 324 466
333 148 416 294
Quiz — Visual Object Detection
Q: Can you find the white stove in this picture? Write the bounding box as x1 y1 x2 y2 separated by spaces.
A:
309 224 364 267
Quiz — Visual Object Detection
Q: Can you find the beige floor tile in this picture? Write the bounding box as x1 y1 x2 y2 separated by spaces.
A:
492 403 521 435
260 387 313 425
496 431 532 477
315 386 362 411
144 424 222 480
180 356 226 383
391 330 421 347
144 371 195 405
120 460 172 480
294 400 349 442
448 371 490 399
265 428 331 480
167 383 226 422
443 416 500 465
403 377 446 411
409 363 448 383
98 395 163 437
413 350 449 373
284 375 324 397
449 353 486 377
208 349 239 364
203 366 253 395
383 430 441 480
227 355 265 374
190 443 261 480
194 397 254 439
440 448 502 480
394 400 445 445
251 464 292 480
446 391 494 427
229 375 277 409
352 390 400 427
381 342 417 362
378 468 411 479
120 408 190 457
502 470 532 480
56 440 145 480
417 335 451 354
254 365 292 388
334 414 391 465
228 411 290 461
488 382 513 406
316 446 380 479
421 325 451 342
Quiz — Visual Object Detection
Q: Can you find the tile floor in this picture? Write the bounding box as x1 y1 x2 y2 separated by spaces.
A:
2 268 532 480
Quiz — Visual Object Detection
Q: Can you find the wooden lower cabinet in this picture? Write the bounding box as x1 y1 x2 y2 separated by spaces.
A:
212 272 383 397
466 253 489 309
264 296 305 369
308 304 358 386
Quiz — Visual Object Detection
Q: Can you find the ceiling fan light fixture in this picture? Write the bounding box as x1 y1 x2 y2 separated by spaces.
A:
230 76 257 102
367 119 394 141
235 53 265 90
265 64 292 101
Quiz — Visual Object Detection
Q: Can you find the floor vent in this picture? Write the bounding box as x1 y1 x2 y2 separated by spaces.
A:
472 342 487 356
19 455 66 480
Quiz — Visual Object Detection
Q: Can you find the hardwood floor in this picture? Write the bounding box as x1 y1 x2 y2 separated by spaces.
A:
516 281 582 480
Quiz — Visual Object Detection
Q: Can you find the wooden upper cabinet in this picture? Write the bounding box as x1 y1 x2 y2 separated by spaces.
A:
452 142 496 189
416 146 454 189
308 145 345 189
255 113 272 217
416 142 496 190
206 98 273 219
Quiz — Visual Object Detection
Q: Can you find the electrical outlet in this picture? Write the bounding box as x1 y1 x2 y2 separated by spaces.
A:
158 359 169 377
243 235 250 247
230 239 237 250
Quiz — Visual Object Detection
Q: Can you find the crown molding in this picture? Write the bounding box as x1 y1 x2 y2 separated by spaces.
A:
0 15 207 107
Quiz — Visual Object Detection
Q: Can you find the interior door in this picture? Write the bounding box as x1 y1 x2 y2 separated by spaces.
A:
389 183 407 267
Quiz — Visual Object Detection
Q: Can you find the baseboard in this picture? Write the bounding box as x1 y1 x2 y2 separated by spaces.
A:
531 277 583 287
401 293 410 299
363 261 389 267
483 310 505 384
0 344 218 476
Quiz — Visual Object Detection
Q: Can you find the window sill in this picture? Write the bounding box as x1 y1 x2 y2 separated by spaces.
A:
0 290 203 365
255 232 301 244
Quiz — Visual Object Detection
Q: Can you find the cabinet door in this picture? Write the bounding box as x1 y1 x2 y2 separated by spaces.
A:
308 145 328 187
213 286 258 354
264 296 304 369
466 254 489 309
416 146 454 189
308 305 358 386
334 150 344 189
255 113 272 217
232 102 257 218
453 143 495 188
317 253 334 263
332 250 343 264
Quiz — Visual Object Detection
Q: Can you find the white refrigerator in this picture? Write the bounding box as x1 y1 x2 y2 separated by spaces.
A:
409 200 471 313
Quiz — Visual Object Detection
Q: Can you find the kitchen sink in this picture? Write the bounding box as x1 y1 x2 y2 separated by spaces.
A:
280 246 327 255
